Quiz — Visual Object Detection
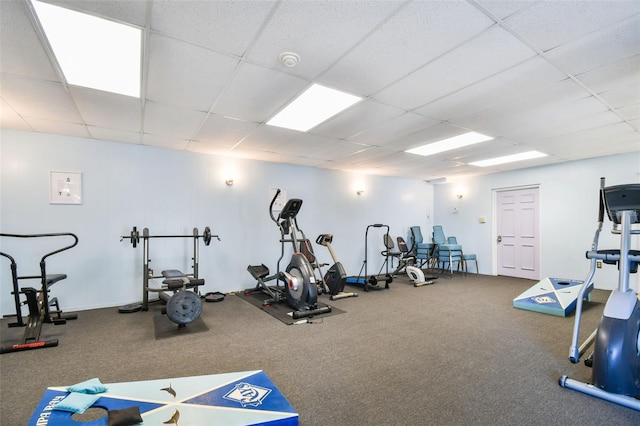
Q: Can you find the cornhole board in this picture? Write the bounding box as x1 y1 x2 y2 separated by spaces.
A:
28 370 298 426
513 277 592 317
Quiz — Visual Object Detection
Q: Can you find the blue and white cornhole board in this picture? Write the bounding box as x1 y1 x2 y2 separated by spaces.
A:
513 277 591 316
28 370 298 426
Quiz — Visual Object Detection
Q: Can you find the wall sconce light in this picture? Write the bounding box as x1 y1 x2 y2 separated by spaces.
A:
456 194 463 199
356 189 364 196
225 178 234 186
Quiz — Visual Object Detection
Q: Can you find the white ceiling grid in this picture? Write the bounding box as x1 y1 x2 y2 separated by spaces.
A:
0 0 638 182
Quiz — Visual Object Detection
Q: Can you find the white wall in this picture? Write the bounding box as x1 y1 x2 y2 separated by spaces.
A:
0 129 432 315
431 153 640 290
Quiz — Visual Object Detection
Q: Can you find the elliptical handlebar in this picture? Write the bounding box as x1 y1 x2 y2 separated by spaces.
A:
269 188 282 224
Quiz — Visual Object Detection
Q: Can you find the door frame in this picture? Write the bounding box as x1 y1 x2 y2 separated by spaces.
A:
491 184 541 277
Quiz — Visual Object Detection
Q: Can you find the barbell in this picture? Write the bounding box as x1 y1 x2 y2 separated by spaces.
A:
120 226 220 247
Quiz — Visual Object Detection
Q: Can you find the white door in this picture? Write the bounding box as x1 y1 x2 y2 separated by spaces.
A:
496 187 540 280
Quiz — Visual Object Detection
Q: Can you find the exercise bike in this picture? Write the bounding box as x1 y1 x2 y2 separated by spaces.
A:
314 234 358 300
246 189 331 319
0 232 78 353
558 178 640 410
396 237 436 287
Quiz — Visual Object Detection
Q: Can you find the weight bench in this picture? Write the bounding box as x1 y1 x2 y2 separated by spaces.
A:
160 269 204 290
155 270 204 328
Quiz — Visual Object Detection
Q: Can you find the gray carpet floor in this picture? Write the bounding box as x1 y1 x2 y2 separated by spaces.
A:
1 273 639 425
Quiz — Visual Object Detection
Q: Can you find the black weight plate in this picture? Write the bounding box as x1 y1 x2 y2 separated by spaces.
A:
166 291 202 325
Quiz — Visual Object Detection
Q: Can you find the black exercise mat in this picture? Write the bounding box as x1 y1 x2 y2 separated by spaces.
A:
237 292 345 325
153 312 209 340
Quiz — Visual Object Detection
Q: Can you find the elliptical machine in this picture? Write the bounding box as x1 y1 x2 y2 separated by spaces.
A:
247 189 331 319
558 178 640 410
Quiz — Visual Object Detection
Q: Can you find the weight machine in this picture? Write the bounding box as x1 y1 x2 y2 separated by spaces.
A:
558 178 640 410
119 226 220 328
0 232 78 353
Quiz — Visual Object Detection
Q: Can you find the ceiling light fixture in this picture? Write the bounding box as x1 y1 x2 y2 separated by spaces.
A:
266 83 362 132
405 132 493 157
32 0 141 98
469 151 548 167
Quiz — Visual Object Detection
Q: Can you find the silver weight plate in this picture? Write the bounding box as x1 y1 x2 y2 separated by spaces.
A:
166 291 202 325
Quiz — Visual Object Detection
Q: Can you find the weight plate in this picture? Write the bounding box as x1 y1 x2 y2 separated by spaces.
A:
166 291 202 325
203 227 212 246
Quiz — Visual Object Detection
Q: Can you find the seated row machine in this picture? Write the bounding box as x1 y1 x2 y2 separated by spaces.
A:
119 226 219 328
0 232 78 353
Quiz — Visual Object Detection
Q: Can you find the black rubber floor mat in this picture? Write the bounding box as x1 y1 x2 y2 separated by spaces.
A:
237 291 345 325
153 312 209 339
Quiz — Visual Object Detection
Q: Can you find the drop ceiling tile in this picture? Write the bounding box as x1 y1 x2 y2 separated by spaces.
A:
416 56 567 121
310 100 405 139
142 133 189 150
544 17 640 76
0 1 59 80
272 135 361 159
151 0 275 56
47 0 148 27
212 61 307 123
234 125 299 151
88 126 141 145
616 103 640 121
304 137 372 161
321 1 494 95
502 0 640 52
347 112 439 147
598 84 640 109
70 87 142 132
450 79 600 139
394 122 482 152
22 116 90 138
475 0 538 19
374 25 537 110
143 101 208 139
146 34 240 111
1 75 83 123
246 1 402 80
0 99 31 131
575 54 640 94
194 114 259 148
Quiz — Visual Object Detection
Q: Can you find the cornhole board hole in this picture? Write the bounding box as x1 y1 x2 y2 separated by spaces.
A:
28 370 298 425
513 277 592 317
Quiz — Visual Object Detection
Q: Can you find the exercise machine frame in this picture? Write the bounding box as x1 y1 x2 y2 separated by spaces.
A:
346 224 393 291
119 226 219 327
0 232 78 353
246 189 331 319
558 178 640 410
313 234 358 300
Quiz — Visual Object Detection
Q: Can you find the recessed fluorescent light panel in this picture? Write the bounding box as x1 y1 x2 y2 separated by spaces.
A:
405 132 493 157
469 150 547 167
267 83 362 132
32 0 141 97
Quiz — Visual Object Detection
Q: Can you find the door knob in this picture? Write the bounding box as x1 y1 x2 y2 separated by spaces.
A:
497 235 502 243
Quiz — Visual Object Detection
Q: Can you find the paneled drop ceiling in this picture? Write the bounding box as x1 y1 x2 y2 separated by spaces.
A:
1 0 638 181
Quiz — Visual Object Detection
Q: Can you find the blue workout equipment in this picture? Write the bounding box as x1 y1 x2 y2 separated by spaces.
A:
558 178 640 411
